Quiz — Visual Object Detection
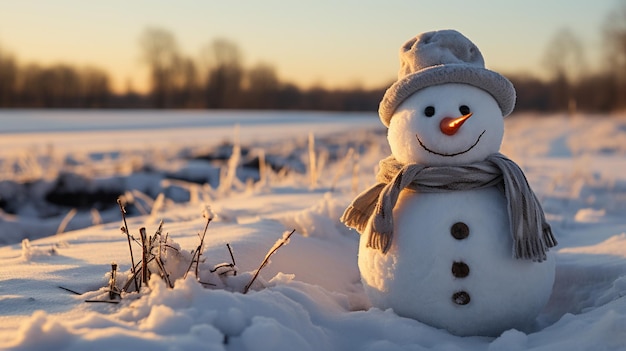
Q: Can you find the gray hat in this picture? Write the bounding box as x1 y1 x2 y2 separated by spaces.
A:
379 29 516 127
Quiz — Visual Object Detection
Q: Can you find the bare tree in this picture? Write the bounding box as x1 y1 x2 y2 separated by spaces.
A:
14 62 111 108
81 66 111 107
200 38 244 108
174 57 201 108
543 28 587 81
542 28 586 111
245 63 280 108
603 0 626 110
20 64 81 107
0 46 18 106
139 27 182 108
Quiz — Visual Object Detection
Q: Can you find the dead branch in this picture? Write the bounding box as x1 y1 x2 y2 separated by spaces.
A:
243 229 296 294
195 214 212 277
183 248 197 280
58 286 82 295
140 227 149 285
109 263 119 300
210 262 236 274
154 256 173 288
118 198 138 291
227 243 236 276
183 212 213 279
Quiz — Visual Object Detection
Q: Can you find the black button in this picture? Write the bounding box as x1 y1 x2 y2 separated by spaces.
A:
452 261 470 278
451 222 469 240
452 291 471 305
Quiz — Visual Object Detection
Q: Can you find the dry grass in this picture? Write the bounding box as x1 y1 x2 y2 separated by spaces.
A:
60 198 298 303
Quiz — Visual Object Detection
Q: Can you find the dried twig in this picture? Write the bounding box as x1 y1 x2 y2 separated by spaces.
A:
58 286 82 295
195 215 212 277
227 243 236 276
183 249 197 280
210 262 235 274
154 256 173 288
61 285 118 304
154 220 164 238
90 208 103 226
56 208 77 234
243 229 296 294
219 125 241 194
123 260 148 292
109 263 119 300
85 300 120 304
258 149 267 187
308 132 318 188
140 227 149 285
118 199 138 291
155 232 174 289
184 210 213 279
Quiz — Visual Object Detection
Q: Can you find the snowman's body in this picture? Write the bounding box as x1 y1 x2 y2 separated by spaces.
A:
359 188 555 336
358 83 556 336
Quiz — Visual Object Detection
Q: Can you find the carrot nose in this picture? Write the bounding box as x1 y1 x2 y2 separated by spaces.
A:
440 113 473 136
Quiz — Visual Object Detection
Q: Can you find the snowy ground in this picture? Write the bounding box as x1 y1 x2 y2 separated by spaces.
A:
1 111 626 350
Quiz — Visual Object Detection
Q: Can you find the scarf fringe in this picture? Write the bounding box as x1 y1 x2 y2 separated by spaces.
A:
340 205 371 233
367 229 392 253
341 183 386 233
369 203 396 253
514 226 558 262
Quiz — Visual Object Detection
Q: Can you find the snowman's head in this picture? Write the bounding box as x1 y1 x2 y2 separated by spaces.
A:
387 83 504 166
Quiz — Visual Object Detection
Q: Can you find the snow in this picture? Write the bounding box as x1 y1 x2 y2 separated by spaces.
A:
1 111 626 350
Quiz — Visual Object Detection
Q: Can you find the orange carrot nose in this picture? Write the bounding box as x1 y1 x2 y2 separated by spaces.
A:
440 113 473 136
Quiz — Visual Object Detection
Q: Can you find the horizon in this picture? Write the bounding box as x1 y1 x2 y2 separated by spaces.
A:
0 1 620 93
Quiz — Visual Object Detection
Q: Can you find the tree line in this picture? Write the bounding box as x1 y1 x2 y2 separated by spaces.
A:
132 28 385 111
0 2 625 113
0 31 385 111
0 54 112 108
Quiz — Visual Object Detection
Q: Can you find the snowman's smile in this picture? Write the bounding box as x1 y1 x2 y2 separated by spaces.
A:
416 130 486 157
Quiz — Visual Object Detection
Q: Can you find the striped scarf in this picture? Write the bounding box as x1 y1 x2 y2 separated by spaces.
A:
340 153 557 262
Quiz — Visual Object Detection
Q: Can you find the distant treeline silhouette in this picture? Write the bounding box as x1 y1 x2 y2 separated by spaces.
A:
0 34 385 111
1 2 625 113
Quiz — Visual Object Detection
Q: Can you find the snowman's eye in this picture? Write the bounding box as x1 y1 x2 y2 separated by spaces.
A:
459 105 471 115
424 106 435 117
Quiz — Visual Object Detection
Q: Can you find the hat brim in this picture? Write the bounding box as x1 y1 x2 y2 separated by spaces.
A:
379 64 516 127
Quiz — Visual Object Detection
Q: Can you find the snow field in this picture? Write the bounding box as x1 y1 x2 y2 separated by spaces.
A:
0 112 625 350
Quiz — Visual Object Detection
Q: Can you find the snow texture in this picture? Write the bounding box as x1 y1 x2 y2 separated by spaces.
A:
0 111 625 350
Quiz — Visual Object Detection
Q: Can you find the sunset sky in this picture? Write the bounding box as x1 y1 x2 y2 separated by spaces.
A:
0 0 618 93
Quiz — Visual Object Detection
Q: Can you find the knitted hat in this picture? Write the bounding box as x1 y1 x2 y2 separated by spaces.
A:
379 29 516 127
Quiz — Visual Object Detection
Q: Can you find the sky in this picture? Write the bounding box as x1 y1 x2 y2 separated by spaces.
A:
0 0 620 93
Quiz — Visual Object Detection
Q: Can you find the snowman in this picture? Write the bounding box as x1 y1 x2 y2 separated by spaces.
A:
342 30 557 337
